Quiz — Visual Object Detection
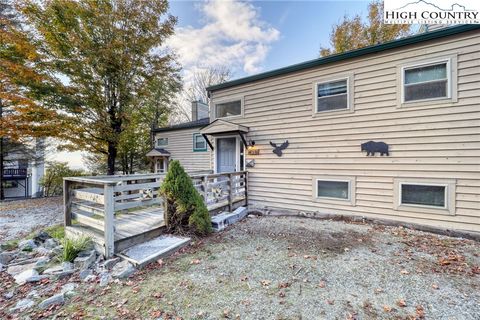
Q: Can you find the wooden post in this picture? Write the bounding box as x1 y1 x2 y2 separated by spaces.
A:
227 173 233 212
244 171 248 205
103 183 115 258
202 176 208 204
63 179 72 227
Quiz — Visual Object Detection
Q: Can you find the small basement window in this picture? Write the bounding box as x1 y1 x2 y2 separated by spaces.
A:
193 133 207 151
317 180 350 200
315 78 349 112
403 61 449 102
215 100 242 118
157 138 168 147
400 183 446 208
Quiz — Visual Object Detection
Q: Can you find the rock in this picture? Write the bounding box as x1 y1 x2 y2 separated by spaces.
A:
38 293 64 309
27 290 40 299
14 269 39 285
9 298 35 312
62 261 74 272
111 260 136 279
7 262 37 276
99 272 112 286
43 238 58 249
52 245 63 256
0 263 4 272
18 239 37 251
0 252 14 265
4 291 14 299
34 256 50 268
61 283 77 295
33 231 51 243
34 247 52 256
43 265 63 275
74 250 96 270
103 257 120 269
54 270 75 280
83 274 97 283
79 269 93 281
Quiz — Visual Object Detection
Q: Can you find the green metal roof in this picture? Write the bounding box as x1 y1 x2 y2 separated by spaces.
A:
207 24 480 92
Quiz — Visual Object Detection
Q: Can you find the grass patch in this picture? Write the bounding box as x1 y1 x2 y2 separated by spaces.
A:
44 224 65 240
0 239 19 251
62 237 92 262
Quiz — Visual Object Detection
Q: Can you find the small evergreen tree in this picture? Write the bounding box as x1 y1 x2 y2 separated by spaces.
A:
160 160 212 235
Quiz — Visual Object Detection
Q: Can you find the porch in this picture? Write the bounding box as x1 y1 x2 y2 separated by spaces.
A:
63 171 247 258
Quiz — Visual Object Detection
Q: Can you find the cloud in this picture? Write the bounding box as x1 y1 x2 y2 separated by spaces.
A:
167 0 280 78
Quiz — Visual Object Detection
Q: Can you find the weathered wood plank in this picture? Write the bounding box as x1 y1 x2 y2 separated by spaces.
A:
64 180 72 226
103 185 115 258
113 182 160 192
114 197 162 211
71 202 105 216
72 211 104 231
71 189 105 205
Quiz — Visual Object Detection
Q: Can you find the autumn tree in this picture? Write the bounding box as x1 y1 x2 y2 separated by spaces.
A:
18 0 181 175
319 1 411 56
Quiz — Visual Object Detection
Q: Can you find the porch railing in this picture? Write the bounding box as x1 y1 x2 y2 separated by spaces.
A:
3 168 28 177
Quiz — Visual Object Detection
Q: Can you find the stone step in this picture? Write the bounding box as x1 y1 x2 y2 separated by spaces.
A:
116 235 191 268
211 206 247 232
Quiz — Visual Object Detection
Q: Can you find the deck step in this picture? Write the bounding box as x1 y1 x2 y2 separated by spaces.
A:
117 235 191 268
211 206 247 232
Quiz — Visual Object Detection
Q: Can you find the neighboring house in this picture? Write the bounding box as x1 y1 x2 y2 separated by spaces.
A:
2 138 45 199
149 25 480 235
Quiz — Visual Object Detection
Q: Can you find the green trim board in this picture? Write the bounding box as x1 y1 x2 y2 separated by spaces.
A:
206 25 480 93
193 133 207 152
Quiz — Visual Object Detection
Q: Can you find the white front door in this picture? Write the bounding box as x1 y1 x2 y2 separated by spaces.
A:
216 137 236 173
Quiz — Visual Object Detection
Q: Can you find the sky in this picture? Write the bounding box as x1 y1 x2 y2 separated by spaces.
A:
52 0 370 170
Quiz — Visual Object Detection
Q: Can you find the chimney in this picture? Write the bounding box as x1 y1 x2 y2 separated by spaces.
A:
191 101 209 121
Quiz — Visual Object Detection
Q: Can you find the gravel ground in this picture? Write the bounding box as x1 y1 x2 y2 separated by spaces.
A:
55 215 479 320
0 197 63 241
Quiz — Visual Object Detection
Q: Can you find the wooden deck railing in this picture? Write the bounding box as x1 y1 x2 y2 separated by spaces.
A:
64 171 247 257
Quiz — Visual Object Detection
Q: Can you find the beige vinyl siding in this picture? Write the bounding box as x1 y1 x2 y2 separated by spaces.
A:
155 128 212 172
209 30 480 234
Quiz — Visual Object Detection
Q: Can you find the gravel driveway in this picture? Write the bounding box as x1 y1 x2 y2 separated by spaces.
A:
57 215 479 320
0 197 63 241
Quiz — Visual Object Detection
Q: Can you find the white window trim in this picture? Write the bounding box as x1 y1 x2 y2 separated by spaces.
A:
211 96 244 121
312 74 354 116
397 55 457 108
393 178 456 215
157 137 168 147
312 176 356 206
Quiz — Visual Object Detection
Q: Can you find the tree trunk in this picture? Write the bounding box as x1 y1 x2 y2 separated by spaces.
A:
107 141 117 175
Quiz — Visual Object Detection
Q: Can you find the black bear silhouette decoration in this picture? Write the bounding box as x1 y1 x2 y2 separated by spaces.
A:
361 141 389 156
270 140 289 157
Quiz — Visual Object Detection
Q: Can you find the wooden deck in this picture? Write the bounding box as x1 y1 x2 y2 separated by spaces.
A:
64 171 247 257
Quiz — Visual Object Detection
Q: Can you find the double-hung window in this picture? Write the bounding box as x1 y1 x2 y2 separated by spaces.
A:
315 78 349 112
402 60 450 103
193 133 207 152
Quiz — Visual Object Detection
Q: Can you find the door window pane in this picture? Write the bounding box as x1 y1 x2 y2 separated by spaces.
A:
401 184 446 207
317 180 349 199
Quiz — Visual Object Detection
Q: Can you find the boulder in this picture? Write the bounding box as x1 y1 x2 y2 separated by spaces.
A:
103 257 120 269
61 283 77 295
3 291 14 300
18 239 37 251
111 260 136 279
43 238 58 249
14 269 39 285
9 298 35 312
43 265 63 275
79 269 93 281
99 272 111 287
62 261 74 272
27 290 40 299
83 274 97 283
0 252 14 265
33 231 51 243
38 293 64 309
7 262 38 276
74 250 96 270
34 256 50 268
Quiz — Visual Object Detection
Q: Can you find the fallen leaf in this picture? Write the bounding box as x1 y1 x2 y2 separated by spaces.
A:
260 280 271 287
157 259 164 266
374 288 384 294
278 282 291 288
279 291 285 298
191 259 201 265
416 305 425 318
327 300 335 305
400 269 410 275
318 281 326 288
432 284 439 290
397 299 407 307
383 305 392 312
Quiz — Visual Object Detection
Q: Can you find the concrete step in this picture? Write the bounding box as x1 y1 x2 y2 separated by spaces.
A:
211 206 247 232
117 235 191 268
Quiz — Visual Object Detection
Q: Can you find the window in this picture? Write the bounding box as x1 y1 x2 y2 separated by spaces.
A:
400 184 446 208
394 178 456 215
315 78 349 112
313 176 355 205
403 61 449 102
157 138 168 147
215 100 242 118
193 133 207 152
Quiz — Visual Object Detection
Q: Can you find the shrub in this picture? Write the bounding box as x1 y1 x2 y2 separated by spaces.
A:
160 160 212 235
61 237 92 262
40 161 84 196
